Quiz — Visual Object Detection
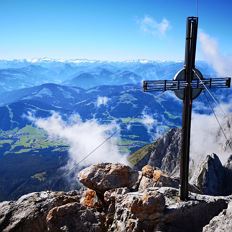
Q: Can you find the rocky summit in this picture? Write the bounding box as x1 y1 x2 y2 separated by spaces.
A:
1 162 232 232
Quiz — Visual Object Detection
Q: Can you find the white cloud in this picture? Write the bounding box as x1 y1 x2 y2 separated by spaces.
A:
141 113 155 129
140 113 157 140
29 112 128 169
96 96 109 107
190 102 232 167
138 16 170 37
199 31 232 76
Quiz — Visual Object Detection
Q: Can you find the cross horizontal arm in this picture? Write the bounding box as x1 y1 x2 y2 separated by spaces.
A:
143 77 231 92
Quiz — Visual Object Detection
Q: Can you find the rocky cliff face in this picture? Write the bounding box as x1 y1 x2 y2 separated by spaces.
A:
133 128 182 175
132 125 232 197
224 154 232 195
189 153 232 196
1 163 231 232
148 128 182 176
190 153 225 195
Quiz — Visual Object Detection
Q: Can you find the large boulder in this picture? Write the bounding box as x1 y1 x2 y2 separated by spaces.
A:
0 191 80 232
78 163 142 193
203 200 232 232
0 183 229 232
46 202 106 232
156 187 229 232
109 189 166 231
139 168 180 191
191 153 225 195
139 165 201 194
0 160 231 232
107 187 228 232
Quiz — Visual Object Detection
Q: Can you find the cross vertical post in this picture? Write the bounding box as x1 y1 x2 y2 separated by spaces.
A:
143 16 231 201
180 17 198 201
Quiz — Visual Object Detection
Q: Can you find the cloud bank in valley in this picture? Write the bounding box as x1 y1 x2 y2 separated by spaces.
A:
140 112 166 141
194 30 232 165
191 101 232 166
29 112 128 169
141 113 156 132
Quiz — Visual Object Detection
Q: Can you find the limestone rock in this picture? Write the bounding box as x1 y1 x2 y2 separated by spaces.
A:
139 170 179 191
0 191 80 232
78 163 141 193
0 160 231 232
46 202 106 232
224 154 232 195
139 168 200 194
110 189 165 231
191 153 225 195
203 200 232 232
104 187 130 205
129 190 165 220
148 128 182 175
156 187 229 232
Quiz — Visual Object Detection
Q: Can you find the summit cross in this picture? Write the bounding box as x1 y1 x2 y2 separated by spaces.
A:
143 17 231 201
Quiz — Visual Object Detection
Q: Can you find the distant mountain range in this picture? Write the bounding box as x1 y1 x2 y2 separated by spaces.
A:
0 59 216 92
0 59 229 201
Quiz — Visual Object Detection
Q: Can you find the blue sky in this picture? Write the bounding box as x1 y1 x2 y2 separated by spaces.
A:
0 0 231 61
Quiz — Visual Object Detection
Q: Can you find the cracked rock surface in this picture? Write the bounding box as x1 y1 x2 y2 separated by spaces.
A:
0 163 231 232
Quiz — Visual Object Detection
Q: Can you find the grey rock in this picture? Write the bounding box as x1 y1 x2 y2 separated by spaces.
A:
0 191 80 232
223 154 232 195
1 160 231 232
191 153 225 195
139 168 201 194
138 172 180 192
203 200 232 232
148 128 182 175
108 186 229 232
156 187 229 232
46 202 106 232
225 154 232 170
109 189 166 232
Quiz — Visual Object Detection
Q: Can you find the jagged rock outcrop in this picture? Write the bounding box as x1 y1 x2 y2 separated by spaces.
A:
46 202 106 232
203 200 232 232
191 153 225 195
0 162 231 232
158 188 228 232
132 128 182 175
148 128 182 175
109 188 166 231
139 165 201 194
224 154 232 195
139 167 180 191
0 191 81 232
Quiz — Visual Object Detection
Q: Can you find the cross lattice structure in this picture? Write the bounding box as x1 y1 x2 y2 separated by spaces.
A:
143 17 231 201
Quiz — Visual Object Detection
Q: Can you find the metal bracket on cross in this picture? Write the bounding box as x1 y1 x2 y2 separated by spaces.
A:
142 16 231 201
143 74 231 99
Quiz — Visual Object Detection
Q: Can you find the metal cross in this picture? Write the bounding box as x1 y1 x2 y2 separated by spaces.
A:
143 17 231 201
